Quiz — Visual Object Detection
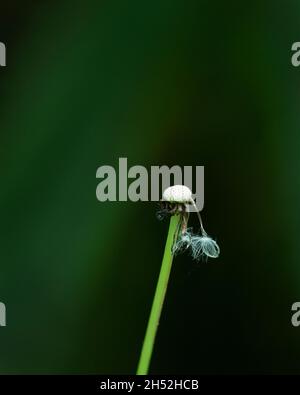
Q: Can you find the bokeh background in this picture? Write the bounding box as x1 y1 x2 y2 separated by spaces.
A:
0 0 300 374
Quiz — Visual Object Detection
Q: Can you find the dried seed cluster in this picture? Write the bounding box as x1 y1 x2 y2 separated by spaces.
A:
159 185 220 260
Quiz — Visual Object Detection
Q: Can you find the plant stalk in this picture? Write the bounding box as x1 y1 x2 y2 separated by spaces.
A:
136 214 180 375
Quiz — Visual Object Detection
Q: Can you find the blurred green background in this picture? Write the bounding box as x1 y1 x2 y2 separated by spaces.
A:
0 0 300 374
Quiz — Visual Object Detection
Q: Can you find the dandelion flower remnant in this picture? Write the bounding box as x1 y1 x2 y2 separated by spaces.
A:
159 185 220 260
162 185 192 203
137 185 219 375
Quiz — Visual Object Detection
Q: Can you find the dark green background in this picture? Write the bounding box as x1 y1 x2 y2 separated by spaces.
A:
0 0 300 373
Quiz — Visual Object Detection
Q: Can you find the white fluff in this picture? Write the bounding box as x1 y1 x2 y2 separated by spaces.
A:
162 185 192 204
190 235 220 259
173 230 220 260
172 231 192 255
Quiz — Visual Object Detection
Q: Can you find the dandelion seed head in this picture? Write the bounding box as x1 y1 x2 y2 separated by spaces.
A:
163 185 192 204
161 186 220 261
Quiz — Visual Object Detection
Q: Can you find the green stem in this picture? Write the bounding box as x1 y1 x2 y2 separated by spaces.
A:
136 214 180 375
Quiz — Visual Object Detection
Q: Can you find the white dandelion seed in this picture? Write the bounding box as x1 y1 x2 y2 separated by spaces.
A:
172 229 192 255
190 234 220 260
